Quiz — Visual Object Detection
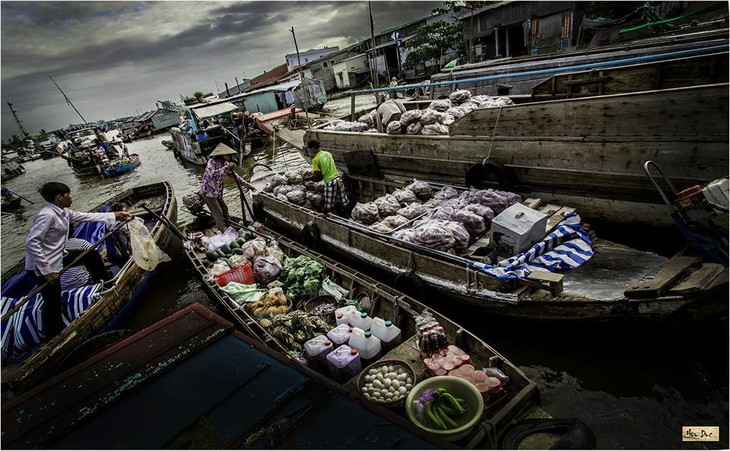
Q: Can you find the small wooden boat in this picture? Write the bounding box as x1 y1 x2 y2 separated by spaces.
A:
170 100 242 165
300 83 729 227
170 216 578 448
101 155 141 177
0 194 22 212
254 174 728 324
4 303 511 449
0 182 177 393
58 127 132 176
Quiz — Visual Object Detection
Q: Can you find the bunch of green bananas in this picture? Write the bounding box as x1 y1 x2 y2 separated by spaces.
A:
424 387 469 430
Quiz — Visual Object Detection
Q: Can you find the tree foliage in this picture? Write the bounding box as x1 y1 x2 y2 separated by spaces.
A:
403 20 463 70
433 1 497 63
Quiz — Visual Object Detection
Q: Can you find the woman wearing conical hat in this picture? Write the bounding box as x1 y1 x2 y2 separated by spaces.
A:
199 143 255 231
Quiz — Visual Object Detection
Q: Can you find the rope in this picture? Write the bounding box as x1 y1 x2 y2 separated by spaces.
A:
483 105 503 165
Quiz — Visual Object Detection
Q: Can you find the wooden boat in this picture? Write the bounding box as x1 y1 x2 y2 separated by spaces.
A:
170 100 244 165
299 83 729 227
101 154 141 177
254 174 728 324
58 127 131 176
0 181 177 393
428 29 729 97
4 303 525 449
0 194 22 212
169 216 581 448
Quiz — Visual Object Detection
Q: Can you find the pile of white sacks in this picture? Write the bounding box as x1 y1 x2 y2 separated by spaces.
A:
322 89 513 135
351 180 522 255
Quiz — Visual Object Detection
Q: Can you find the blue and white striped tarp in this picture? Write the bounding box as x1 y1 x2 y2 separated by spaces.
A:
468 212 594 280
1 283 103 360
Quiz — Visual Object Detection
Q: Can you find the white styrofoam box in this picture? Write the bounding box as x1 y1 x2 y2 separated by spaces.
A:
490 203 548 255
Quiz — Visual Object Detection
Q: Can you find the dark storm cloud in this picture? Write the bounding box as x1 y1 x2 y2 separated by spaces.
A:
1 1 438 139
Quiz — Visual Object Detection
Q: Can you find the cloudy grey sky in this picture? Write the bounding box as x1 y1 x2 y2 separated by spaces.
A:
1 1 438 140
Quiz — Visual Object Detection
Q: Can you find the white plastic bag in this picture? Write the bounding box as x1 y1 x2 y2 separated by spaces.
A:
128 217 171 270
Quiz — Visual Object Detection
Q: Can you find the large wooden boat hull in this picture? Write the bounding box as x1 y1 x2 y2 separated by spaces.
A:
304 83 729 227
1 182 177 392
429 30 728 97
254 177 728 324
176 219 559 448
0 304 452 449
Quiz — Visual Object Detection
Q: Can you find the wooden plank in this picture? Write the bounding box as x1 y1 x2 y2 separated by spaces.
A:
667 263 727 296
523 198 542 209
525 270 564 296
624 256 700 299
546 206 575 231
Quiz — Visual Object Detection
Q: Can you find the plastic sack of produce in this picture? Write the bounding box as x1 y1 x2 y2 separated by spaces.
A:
406 122 422 135
351 202 380 225
392 188 417 205
220 282 266 307
285 189 306 205
449 89 472 105
406 180 433 200
374 194 401 217
400 109 422 125
254 255 283 285
397 203 427 220
127 217 171 271
284 170 303 184
421 124 450 135
428 99 452 112
386 121 403 134
319 277 349 300
203 227 238 251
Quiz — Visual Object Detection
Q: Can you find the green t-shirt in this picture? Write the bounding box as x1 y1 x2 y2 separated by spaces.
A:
312 150 340 183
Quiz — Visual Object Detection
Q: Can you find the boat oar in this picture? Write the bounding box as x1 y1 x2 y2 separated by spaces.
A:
3 188 34 204
229 168 256 224
1 218 132 323
138 203 186 242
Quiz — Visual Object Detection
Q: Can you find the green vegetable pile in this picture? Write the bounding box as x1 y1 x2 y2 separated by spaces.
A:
282 255 325 309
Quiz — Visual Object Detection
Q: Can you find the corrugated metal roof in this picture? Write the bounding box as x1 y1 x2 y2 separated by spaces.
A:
191 102 239 118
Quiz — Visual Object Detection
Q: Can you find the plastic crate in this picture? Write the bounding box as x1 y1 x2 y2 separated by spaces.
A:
214 262 254 287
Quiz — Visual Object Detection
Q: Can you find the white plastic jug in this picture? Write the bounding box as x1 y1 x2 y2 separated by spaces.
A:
349 327 382 362
370 317 403 351
327 323 353 348
350 311 373 331
326 345 362 383
334 305 358 326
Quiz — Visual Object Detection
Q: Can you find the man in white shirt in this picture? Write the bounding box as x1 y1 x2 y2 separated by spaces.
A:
25 182 130 341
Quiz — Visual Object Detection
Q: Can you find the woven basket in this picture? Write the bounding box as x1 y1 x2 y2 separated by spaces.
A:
357 359 416 409
304 295 337 317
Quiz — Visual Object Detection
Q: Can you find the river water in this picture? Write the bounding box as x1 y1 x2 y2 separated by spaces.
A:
1 130 727 449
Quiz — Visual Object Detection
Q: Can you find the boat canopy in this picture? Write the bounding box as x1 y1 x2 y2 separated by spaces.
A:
192 102 239 119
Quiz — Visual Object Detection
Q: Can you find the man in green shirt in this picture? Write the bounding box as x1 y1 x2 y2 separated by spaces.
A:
306 138 350 213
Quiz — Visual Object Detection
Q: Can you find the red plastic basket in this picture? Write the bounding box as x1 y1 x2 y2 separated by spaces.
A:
214 262 254 287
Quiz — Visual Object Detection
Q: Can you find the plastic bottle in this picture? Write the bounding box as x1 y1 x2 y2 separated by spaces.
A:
348 327 382 364
350 311 373 331
370 317 403 352
334 305 358 326
304 335 333 373
326 323 353 349
326 345 362 383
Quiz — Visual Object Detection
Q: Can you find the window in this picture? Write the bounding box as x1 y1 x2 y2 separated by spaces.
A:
323 61 328 67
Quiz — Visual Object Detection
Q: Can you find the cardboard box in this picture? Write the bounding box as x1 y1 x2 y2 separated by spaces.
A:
490 204 548 256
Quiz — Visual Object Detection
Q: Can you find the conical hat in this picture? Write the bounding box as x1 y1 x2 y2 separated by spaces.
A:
209 143 237 157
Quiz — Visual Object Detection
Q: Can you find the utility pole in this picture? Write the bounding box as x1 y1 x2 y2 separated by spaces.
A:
49 75 88 124
7 102 30 138
368 1 378 88
289 26 311 128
